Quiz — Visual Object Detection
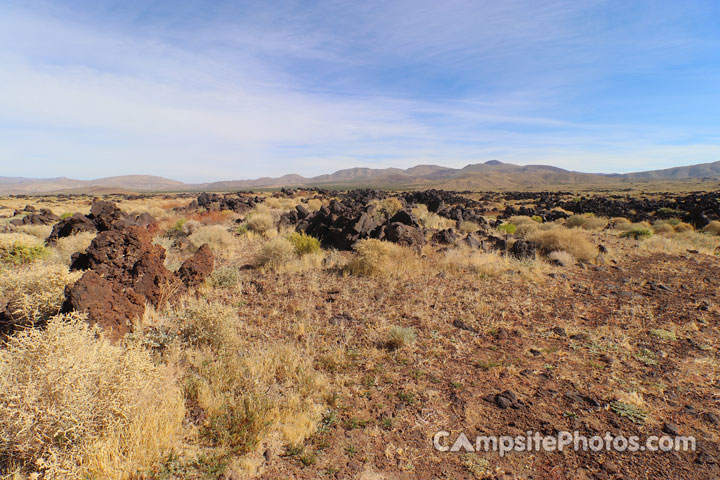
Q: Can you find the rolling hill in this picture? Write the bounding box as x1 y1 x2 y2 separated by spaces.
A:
2 160 719 195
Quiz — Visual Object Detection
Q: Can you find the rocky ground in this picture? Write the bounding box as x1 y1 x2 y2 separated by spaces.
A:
0 188 719 479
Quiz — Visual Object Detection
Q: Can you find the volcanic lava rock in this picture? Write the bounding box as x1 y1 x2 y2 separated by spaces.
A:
89 200 137 231
63 271 145 341
71 226 180 307
388 210 419 227
432 228 458 245
193 192 262 213
46 213 97 245
9 208 59 226
509 239 538 260
177 243 215 288
463 232 482 249
382 223 425 250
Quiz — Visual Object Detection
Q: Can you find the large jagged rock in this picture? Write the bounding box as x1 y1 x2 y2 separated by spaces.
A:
89 200 135 231
382 222 426 250
9 208 59 226
177 243 215 288
70 226 180 307
46 201 156 244
432 228 458 245
46 213 96 245
509 239 538 260
63 271 145 341
193 192 263 213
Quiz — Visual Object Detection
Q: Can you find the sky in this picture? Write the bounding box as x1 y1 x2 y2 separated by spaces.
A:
1 0 719 182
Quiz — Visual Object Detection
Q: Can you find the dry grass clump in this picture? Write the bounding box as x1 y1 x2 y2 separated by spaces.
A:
638 231 719 255
246 212 275 234
306 198 323 211
257 236 296 269
370 197 403 219
548 250 575 266
621 226 653 240
387 325 417 350
0 313 184 479
257 235 325 272
526 226 597 262
411 204 455 230
264 197 299 210
210 265 242 288
0 264 82 327
184 342 327 456
14 225 53 240
608 217 632 230
703 220 720 235
653 222 676 236
188 225 237 260
345 239 418 277
458 221 480 233
440 248 542 278
181 219 202 236
49 231 96 265
566 214 607 231
174 297 238 349
673 222 694 233
507 215 537 226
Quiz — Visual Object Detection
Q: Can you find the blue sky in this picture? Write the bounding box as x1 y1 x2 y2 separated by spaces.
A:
1 0 719 182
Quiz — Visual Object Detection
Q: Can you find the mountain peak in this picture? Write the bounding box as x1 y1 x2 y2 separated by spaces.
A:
484 160 504 165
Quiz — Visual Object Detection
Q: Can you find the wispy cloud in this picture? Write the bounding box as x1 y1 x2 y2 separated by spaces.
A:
0 0 718 181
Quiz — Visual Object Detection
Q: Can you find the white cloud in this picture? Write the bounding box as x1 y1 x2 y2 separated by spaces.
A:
0 2 717 181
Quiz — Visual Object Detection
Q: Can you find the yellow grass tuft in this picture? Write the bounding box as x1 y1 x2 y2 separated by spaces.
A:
0 313 184 479
526 226 597 262
0 264 82 327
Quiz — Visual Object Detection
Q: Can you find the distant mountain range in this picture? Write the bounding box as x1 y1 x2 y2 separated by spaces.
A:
2 160 720 195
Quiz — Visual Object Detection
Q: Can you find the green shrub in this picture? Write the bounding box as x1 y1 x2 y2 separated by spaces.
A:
0 242 49 265
497 223 517 235
60 212 74 219
531 215 543 223
288 232 321 256
621 227 653 240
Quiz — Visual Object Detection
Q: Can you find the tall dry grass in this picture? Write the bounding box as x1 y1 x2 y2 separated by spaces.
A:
0 264 82 328
0 314 184 479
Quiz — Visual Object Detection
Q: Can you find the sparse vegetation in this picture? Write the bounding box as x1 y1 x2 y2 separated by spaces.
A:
2 189 719 479
621 227 653 240
288 232 321 256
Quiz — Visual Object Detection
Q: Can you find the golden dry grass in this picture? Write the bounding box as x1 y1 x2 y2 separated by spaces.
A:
345 239 419 277
0 264 82 327
0 313 184 479
526 226 597 261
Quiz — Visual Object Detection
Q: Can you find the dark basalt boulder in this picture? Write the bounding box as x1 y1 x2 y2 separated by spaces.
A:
177 243 215 288
382 222 425 250
9 208 59 226
63 271 145 341
432 228 458 245
71 226 181 308
46 213 96 245
509 239 538 260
